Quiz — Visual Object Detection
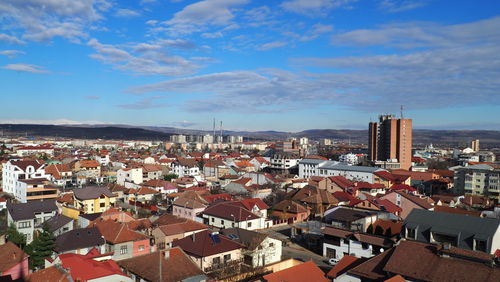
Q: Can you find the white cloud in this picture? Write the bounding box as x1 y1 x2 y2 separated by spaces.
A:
281 0 357 16
202 31 224 38
0 50 25 58
332 17 500 48
258 41 287 51
115 8 141 18
2 63 50 74
0 0 110 42
0 119 113 125
87 38 200 77
162 0 249 34
379 0 427 13
0 33 25 44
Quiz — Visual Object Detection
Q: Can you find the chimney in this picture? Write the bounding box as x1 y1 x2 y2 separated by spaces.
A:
164 249 170 259
192 233 195 242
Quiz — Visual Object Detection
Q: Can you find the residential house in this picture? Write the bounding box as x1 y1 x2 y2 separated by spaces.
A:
322 226 396 261
299 159 383 183
337 240 499 282
89 218 151 261
171 158 201 181
54 227 106 255
203 159 228 180
45 214 73 236
118 248 206 282
27 265 72 282
348 195 402 219
201 201 267 230
221 228 282 268
151 214 208 249
317 176 354 193
6 200 58 243
73 159 102 184
263 261 328 282
142 164 163 182
323 207 378 232
13 177 59 203
287 186 339 216
45 163 73 186
172 191 209 221
224 177 253 195
117 167 143 187
73 186 116 214
172 230 244 273
0 242 29 280
2 160 47 196
403 209 500 254
380 191 434 219
142 179 178 194
47 251 132 282
271 200 310 225
127 186 159 203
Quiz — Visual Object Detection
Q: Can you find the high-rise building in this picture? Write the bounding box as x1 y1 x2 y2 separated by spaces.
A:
368 115 413 170
471 139 480 152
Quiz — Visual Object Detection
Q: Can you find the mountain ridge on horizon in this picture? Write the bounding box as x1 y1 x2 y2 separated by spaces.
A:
1 123 499 147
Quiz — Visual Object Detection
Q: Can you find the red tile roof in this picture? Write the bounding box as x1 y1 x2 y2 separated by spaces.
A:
58 252 127 281
327 255 365 279
263 261 329 282
89 219 149 244
0 242 28 272
27 266 71 282
202 202 260 221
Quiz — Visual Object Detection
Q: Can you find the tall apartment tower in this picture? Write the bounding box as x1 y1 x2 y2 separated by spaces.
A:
368 115 413 170
471 139 480 152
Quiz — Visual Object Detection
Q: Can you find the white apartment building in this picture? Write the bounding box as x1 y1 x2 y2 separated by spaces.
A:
339 153 359 166
2 160 48 195
116 168 143 186
299 159 383 183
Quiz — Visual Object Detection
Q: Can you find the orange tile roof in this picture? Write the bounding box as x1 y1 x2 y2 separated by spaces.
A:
263 261 328 282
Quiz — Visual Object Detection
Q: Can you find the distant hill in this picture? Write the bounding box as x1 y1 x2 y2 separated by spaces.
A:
0 124 499 147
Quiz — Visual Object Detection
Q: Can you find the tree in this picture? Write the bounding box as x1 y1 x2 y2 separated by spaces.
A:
6 224 26 249
163 174 178 181
26 223 55 270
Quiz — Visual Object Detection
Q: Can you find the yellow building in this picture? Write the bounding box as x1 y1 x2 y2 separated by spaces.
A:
73 186 116 214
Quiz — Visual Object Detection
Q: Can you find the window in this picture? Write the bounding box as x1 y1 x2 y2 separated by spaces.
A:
406 228 416 239
211 218 214 222
138 245 145 251
120 245 128 255
224 254 231 262
221 220 224 225
100 202 105 208
18 221 31 229
361 243 369 249
269 243 274 248
212 257 221 265
247 221 252 228
474 239 487 252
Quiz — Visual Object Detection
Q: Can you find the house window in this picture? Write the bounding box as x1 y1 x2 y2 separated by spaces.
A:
361 243 369 249
474 239 487 252
269 243 274 248
212 257 221 265
211 218 214 222
221 220 224 225
224 254 231 262
100 202 105 208
138 245 145 251
18 221 31 229
247 221 252 228
406 228 416 239
120 245 128 255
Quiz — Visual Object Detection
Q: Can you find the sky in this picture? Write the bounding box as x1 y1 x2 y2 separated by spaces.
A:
1 0 500 132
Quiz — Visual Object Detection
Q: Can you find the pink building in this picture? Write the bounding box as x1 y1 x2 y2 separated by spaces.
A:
0 242 29 280
380 191 434 219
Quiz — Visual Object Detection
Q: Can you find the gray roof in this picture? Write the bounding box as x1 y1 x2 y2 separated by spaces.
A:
7 200 58 221
45 214 73 232
460 164 494 171
324 207 377 223
220 227 268 250
54 227 105 253
322 163 382 173
404 209 500 252
73 186 116 200
299 159 328 165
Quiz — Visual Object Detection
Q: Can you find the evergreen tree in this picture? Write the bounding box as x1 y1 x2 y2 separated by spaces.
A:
26 223 55 270
6 224 26 249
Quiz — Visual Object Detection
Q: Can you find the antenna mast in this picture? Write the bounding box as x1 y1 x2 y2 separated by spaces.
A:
400 105 404 119
220 121 223 143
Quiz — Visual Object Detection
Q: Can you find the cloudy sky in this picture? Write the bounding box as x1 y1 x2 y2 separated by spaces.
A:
1 0 499 131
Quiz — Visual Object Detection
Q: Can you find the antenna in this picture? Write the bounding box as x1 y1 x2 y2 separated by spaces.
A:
213 118 216 141
220 121 223 143
400 105 404 119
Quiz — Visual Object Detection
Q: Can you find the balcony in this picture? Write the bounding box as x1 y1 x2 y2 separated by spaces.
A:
204 258 243 273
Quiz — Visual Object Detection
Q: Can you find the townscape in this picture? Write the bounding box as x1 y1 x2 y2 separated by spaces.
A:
0 115 499 282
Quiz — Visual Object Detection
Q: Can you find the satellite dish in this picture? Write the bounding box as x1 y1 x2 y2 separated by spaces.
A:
380 248 384 253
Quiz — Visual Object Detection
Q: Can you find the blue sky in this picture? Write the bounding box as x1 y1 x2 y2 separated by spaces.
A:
1 0 500 131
